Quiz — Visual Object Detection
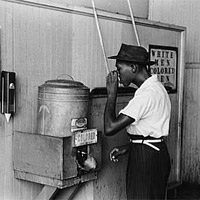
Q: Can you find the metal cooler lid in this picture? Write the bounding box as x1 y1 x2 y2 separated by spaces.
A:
41 79 89 89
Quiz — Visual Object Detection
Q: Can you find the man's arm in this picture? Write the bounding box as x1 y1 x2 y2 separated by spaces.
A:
104 71 134 136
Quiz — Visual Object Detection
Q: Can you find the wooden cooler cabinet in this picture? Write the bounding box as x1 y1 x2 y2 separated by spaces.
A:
13 130 102 189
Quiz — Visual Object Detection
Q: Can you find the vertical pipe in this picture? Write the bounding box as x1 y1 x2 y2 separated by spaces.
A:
91 0 110 74
126 0 141 46
176 29 186 183
2 77 4 113
7 73 9 113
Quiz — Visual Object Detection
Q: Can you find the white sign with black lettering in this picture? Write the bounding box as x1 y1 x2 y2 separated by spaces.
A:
74 129 97 147
149 45 178 93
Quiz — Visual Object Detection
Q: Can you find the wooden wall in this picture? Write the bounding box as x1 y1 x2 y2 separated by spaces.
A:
183 67 200 183
149 0 200 184
19 0 149 18
60 0 149 18
0 0 185 199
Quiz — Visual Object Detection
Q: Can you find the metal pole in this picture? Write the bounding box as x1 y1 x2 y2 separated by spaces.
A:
68 182 84 200
126 0 141 46
91 0 110 74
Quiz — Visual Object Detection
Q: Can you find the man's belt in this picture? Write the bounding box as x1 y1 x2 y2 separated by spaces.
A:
130 139 163 151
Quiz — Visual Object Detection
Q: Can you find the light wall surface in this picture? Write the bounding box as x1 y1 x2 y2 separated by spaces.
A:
149 0 200 184
29 0 149 18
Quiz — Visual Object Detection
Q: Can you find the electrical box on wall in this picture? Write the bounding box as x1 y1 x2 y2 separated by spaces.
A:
1 71 16 122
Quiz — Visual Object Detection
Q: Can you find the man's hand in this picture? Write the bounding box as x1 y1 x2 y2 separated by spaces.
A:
106 70 118 97
110 144 130 162
110 148 120 162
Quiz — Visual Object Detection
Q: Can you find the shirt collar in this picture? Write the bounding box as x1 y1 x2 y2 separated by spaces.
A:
135 75 158 94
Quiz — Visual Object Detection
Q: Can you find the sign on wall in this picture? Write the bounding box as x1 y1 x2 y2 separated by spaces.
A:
149 45 178 93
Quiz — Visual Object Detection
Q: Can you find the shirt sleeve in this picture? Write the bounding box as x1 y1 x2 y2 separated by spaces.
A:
119 91 153 125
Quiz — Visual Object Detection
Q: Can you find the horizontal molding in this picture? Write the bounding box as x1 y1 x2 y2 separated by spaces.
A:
185 62 200 69
2 0 186 32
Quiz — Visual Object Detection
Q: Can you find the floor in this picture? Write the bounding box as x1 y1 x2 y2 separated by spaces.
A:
167 184 200 200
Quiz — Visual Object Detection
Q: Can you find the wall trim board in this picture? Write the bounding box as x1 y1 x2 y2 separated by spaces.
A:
3 0 186 32
176 30 186 184
185 63 200 69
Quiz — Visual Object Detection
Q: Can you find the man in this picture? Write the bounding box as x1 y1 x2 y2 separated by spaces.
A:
104 43 171 199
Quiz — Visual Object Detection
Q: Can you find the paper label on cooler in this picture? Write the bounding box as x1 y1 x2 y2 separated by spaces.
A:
74 129 97 147
71 118 87 132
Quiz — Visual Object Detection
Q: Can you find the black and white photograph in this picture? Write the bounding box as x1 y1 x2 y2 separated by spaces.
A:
0 0 199 200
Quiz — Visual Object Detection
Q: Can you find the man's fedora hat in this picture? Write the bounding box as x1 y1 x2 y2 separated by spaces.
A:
108 43 155 65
